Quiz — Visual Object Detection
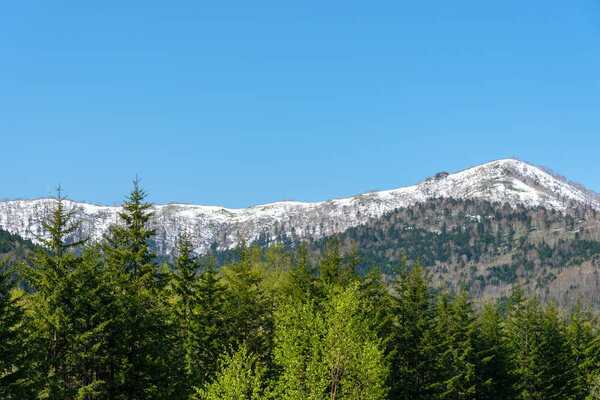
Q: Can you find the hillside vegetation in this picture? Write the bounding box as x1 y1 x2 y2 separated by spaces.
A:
301 198 600 307
4 184 600 399
0 228 36 268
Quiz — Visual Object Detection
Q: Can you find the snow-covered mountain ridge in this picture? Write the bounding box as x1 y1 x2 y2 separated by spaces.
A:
1 159 598 255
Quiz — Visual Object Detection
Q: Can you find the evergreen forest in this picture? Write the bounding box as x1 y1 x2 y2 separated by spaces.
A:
4 181 600 399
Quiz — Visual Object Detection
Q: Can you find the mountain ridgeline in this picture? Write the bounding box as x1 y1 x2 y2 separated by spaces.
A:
2 158 600 307
1 159 598 256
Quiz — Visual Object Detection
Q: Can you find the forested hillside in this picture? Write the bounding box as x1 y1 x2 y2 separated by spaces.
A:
4 184 600 399
243 198 600 308
0 227 36 267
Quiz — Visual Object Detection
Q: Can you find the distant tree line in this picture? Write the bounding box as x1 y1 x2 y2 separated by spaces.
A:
3 182 600 399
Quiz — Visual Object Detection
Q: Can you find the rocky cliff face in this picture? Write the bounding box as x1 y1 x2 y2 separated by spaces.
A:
0 159 597 256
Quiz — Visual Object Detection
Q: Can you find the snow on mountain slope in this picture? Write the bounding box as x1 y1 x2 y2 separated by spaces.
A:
0 159 597 255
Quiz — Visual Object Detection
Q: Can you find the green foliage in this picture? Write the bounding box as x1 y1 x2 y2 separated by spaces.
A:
194 346 268 400
7 185 600 399
104 180 177 399
102 177 158 285
323 284 388 399
272 298 328 399
0 268 33 399
303 198 600 304
16 187 96 397
169 232 204 392
435 290 480 398
221 242 274 362
568 297 600 398
389 256 438 399
272 284 388 400
477 301 513 399
504 287 577 399
195 257 227 383
285 241 319 302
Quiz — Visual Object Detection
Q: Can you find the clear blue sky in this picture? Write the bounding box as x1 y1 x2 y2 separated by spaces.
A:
2 1 600 208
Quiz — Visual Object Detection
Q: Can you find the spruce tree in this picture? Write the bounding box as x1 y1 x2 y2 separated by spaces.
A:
536 302 577 398
503 286 576 399
286 241 319 302
101 178 176 399
358 264 395 365
195 257 227 384
437 290 479 399
477 301 513 399
318 236 343 287
102 177 157 285
169 232 203 393
0 268 33 399
221 241 273 364
388 256 437 399
18 187 88 398
567 297 600 398
504 286 543 399
67 244 116 399
429 286 453 397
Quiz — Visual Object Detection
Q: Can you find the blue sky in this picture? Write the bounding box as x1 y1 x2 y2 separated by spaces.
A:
2 1 600 208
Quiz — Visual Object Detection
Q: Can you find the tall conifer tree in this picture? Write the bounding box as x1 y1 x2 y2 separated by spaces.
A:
389 256 437 399
195 257 227 384
477 301 513 399
170 231 203 392
101 178 175 399
18 187 88 398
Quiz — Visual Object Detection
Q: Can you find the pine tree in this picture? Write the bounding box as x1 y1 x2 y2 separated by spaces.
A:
506 287 576 399
567 297 600 398
67 244 116 399
195 257 227 384
18 187 88 398
358 264 395 364
504 286 543 399
102 177 157 285
221 241 273 364
341 240 362 284
388 256 438 399
101 178 176 399
169 232 203 393
286 241 319 302
503 287 576 399
429 286 453 397
437 290 479 399
477 301 513 399
318 236 344 287
536 302 577 398
0 268 33 399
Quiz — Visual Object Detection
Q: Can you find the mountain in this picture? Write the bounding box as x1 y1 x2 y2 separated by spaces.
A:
0 159 598 257
303 197 600 307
